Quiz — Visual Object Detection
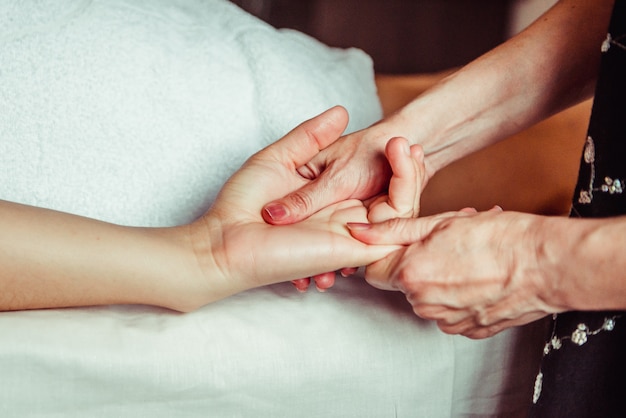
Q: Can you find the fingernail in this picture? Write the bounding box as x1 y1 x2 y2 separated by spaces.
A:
346 222 371 231
264 204 288 221
315 285 327 293
293 283 307 293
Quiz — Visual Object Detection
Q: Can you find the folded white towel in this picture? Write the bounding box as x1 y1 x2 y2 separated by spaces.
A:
0 0 381 226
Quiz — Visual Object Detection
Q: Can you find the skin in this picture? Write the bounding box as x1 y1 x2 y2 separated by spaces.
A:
264 0 617 338
348 210 626 339
262 0 613 224
292 136 425 292
0 107 401 312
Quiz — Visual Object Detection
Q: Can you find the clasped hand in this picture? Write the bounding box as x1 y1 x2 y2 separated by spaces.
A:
187 106 401 308
261 107 556 340
349 208 556 339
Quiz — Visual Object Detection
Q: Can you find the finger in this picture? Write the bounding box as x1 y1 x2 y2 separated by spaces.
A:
260 107 349 225
386 138 422 214
362 250 405 291
349 207 481 245
464 310 550 339
347 217 436 246
292 278 311 293
368 138 424 223
437 318 476 336
460 320 517 339
412 304 471 324
263 172 345 225
313 271 336 292
259 106 349 170
438 307 545 338
340 267 358 277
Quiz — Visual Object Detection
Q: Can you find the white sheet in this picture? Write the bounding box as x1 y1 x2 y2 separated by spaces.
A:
0 281 546 417
0 1 546 416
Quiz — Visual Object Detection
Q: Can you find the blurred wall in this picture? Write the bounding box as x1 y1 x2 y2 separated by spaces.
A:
231 0 512 73
508 0 558 36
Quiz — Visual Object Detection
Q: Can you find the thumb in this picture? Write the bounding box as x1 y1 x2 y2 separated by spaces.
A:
257 105 348 171
261 106 350 224
262 169 346 225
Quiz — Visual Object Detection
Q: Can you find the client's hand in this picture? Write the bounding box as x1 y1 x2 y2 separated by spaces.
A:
291 136 425 292
260 120 402 226
0 107 397 312
188 107 400 306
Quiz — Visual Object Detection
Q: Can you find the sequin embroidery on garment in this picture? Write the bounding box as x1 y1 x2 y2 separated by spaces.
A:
602 32 626 52
577 136 625 204
532 314 622 403
530 4 626 411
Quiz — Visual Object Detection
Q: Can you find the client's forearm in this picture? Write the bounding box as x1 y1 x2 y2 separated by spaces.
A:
0 200 203 311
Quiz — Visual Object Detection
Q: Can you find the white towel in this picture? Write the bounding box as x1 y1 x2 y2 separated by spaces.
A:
0 0 381 227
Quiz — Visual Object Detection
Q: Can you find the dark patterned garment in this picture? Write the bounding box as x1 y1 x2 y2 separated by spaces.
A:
529 2 626 417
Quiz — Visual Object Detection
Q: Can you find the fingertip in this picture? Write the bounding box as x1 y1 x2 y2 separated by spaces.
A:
459 207 478 213
409 144 424 163
292 278 311 293
385 136 410 159
327 105 349 123
313 272 335 292
340 267 358 277
263 203 289 224
313 106 349 149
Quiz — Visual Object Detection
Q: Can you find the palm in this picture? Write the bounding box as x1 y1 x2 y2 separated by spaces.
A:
193 107 397 297
214 199 383 289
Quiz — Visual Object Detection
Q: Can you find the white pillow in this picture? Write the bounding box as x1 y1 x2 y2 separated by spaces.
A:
0 0 381 226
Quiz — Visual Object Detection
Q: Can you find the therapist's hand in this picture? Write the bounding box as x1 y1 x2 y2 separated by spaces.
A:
291 136 426 292
261 113 423 226
347 208 559 339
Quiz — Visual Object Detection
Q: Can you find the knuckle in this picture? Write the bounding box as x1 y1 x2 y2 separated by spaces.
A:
286 191 313 213
475 312 491 327
412 304 432 319
437 322 458 335
386 217 406 232
395 268 414 293
486 322 505 337
363 270 383 288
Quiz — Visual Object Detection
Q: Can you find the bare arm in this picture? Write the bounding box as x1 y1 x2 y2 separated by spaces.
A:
0 200 200 310
262 0 614 224
348 210 626 338
0 107 398 312
539 215 626 313
391 0 613 175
